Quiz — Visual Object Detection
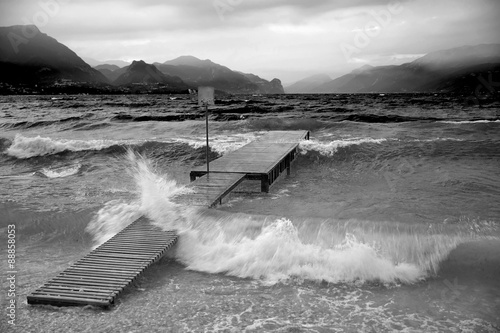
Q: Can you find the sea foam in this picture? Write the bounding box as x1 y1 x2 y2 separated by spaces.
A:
175 217 427 284
40 163 81 178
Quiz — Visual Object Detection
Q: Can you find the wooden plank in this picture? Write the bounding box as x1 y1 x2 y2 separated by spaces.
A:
52 277 128 287
76 259 147 268
32 289 114 299
63 268 136 278
27 294 111 307
29 292 110 301
103 239 171 245
116 230 169 236
58 271 132 281
45 283 116 292
56 272 132 282
107 235 173 241
35 287 115 297
71 261 146 270
71 263 144 273
81 257 151 265
86 252 156 259
70 264 144 272
84 254 152 262
94 248 163 255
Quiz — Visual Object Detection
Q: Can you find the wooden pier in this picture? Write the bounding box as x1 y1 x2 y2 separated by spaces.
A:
174 172 246 207
27 130 309 308
186 130 309 205
27 216 177 308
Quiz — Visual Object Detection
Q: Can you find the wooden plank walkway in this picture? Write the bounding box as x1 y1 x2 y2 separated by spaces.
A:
27 216 177 308
190 130 309 193
173 172 246 207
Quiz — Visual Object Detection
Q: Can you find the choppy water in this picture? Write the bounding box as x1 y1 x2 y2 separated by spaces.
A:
1 94 499 332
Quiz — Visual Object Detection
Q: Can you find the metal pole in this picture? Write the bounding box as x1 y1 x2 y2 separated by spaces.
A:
205 103 209 175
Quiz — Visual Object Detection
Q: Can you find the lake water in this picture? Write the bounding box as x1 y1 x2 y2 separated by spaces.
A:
1 93 499 332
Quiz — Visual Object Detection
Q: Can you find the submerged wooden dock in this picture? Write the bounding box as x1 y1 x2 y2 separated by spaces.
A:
27 216 177 308
183 130 309 206
175 172 246 207
28 130 309 307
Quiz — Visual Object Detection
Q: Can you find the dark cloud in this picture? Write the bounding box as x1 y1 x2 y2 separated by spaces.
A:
1 0 499 82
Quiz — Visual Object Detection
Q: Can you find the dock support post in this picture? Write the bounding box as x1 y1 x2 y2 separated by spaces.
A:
261 174 270 193
286 154 291 175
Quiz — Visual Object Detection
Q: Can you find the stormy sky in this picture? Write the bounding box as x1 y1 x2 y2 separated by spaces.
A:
1 0 499 83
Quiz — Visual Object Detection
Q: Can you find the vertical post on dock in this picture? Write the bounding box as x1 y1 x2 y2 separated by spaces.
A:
198 86 215 176
205 103 209 174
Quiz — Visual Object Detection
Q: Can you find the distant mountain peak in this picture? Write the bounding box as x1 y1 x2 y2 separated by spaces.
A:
352 64 374 74
113 59 188 90
115 60 164 84
163 55 219 69
129 60 148 68
174 55 202 62
83 57 130 68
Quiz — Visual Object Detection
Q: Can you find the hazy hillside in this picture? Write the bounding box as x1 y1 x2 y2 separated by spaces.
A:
0 25 108 84
285 74 331 93
289 44 500 93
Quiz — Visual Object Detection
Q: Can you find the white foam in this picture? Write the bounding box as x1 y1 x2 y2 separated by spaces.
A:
176 218 428 285
441 120 500 124
299 138 387 156
410 137 464 142
173 132 258 155
6 134 119 158
41 163 81 178
128 150 194 230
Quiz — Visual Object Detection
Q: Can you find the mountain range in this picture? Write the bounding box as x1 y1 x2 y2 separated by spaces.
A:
286 44 500 94
1 25 499 95
0 25 284 94
93 55 284 94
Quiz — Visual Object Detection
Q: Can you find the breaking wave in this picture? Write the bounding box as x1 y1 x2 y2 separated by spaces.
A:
3 133 257 159
85 150 481 285
6 134 123 158
299 138 388 156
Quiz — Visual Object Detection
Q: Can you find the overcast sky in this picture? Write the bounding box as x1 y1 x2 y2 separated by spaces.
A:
1 0 500 83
